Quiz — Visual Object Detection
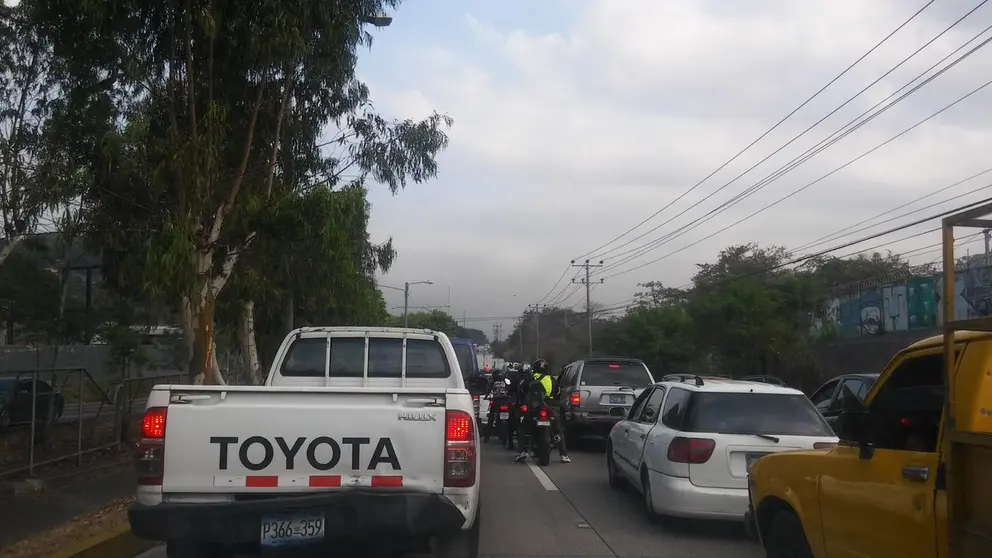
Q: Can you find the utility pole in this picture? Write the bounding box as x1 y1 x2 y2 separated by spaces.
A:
984 229 991 265
572 259 604 355
527 304 546 359
401 280 433 327
517 317 524 360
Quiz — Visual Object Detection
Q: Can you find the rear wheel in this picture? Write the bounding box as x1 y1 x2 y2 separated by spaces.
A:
765 510 813 558
606 443 624 489
640 469 658 520
535 428 551 466
434 505 481 558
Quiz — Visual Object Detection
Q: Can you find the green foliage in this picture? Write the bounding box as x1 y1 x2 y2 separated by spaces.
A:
504 243 917 386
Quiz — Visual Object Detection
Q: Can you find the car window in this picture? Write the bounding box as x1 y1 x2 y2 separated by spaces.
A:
281 337 450 378
579 362 652 387
661 388 692 430
683 393 834 437
868 353 944 453
636 387 666 424
854 379 871 399
561 364 576 388
835 379 867 411
452 344 475 378
627 388 652 421
810 380 839 408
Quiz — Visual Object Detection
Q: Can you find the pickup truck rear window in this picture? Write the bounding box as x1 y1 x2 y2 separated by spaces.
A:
280 337 451 378
683 393 834 437
580 362 652 387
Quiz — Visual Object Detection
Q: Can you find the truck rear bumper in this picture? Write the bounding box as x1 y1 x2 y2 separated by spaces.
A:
129 491 468 545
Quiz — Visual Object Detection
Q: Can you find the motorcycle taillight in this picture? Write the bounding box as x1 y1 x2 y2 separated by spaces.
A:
499 405 509 412
538 408 549 421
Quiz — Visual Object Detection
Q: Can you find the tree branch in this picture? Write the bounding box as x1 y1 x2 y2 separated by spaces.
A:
211 232 256 295
265 70 295 199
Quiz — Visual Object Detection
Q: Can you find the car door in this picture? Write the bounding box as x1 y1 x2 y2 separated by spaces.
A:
818 351 945 558
625 386 666 481
810 378 842 423
613 388 652 479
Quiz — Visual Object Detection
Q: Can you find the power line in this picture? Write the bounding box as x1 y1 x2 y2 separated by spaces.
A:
791 166 992 253
587 0 983 264
598 73 992 280
533 265 573 305
571 0 937 263
594 25 992 276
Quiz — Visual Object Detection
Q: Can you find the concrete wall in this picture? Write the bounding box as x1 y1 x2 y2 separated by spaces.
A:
813 328 937 381
816 265 992 338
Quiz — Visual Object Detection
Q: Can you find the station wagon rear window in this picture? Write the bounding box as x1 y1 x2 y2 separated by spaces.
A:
683 393 834 437
280 337 450 378
580 362 652 387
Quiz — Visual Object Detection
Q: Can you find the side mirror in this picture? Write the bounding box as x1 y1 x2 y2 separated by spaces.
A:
835 410 874 459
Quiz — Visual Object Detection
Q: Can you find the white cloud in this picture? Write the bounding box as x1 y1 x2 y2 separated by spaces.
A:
363 0 992 332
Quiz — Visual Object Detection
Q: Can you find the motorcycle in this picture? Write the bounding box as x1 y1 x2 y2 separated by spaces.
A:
518 402 559 466
483 399 512 445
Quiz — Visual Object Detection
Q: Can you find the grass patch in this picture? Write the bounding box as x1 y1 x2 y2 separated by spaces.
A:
0 496 135 558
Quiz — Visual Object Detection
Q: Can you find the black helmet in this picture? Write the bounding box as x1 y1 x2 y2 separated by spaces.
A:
532 358 550 375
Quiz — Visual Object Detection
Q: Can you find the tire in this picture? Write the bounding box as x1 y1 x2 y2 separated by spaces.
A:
435 505 481 558
765 510 814 558
166 538 231 558
640 468 659 520
536 428 551 466
606 444 624 489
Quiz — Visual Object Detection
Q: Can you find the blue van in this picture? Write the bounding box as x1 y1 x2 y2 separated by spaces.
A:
448 337 480 381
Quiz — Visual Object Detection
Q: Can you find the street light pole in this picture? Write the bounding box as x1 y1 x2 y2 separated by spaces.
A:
400 280 433 327
359 13 393 27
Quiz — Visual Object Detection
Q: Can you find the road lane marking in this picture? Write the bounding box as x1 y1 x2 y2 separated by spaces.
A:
527 461 559 491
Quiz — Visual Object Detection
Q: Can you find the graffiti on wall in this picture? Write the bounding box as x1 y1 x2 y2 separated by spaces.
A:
818 265 992 338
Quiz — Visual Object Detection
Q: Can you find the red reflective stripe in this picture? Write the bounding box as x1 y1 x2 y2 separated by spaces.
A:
309 475 342 487
245 476 278 487
371 475 403 488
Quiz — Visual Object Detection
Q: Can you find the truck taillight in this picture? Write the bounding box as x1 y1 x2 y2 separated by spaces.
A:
569 392 581 407
136 407 167 486
444 410 476 488
666 436 715 464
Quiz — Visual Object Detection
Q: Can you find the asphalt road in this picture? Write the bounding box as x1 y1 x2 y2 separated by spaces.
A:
132 439 762 558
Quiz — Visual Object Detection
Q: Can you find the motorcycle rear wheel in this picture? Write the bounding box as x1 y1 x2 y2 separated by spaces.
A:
535 428 551 466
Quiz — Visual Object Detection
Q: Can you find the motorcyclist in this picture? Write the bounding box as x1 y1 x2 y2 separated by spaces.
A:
514 358 571 463
485 367 512 435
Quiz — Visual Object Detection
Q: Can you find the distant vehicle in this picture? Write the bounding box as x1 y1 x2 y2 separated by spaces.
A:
557 357 655 445
0 377 65 428
128 326 484 558
606 378 837 521
808 373 880 427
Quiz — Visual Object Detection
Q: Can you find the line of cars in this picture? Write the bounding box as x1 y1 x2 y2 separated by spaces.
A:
603 372 839 521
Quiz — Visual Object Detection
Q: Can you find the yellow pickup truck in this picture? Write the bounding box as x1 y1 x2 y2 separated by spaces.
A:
745 329 991 558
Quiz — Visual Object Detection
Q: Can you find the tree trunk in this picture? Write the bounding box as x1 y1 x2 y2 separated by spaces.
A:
0 235 24 266
238 300 262 385
183 271 226 385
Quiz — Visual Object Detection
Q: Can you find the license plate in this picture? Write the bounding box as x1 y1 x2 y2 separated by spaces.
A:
499 412 509 420
745 454 767 472
536 420 551 426
260 513 325 547
609 394 626 404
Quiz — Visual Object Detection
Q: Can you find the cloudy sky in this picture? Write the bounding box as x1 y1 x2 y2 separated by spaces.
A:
354 0 992 336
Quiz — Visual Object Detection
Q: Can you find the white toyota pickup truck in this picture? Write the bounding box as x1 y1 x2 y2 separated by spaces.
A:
128 327 486 558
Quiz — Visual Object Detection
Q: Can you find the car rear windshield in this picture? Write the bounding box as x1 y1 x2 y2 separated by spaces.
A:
281 337 450 378
683 392 834 437
580 362 652 387
452 344 475 378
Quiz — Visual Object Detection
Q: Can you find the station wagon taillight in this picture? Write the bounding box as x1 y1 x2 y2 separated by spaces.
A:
444 410 476 488
569 392 581 407
667 436 715 464
136 407 167 485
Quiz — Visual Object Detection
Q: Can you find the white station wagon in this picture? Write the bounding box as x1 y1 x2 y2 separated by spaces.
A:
606 376 838 521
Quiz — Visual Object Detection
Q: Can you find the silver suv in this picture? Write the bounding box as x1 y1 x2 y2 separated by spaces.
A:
557 358 655 444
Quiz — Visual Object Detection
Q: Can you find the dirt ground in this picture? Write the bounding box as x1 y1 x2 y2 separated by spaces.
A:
0 496 134 558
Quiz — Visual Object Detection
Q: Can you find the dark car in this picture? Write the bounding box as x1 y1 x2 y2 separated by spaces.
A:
808 373 880 427
0 377 65 428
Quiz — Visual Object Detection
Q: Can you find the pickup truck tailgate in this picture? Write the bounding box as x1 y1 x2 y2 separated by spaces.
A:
160 387 447 494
